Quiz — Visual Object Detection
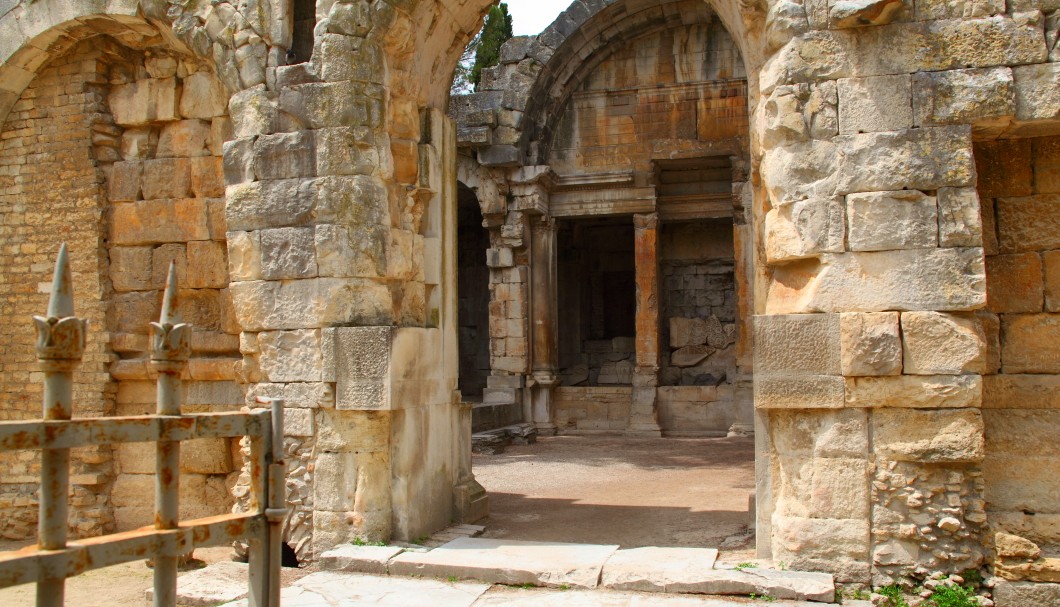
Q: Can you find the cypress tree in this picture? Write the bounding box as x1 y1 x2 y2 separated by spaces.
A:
470 3 513 90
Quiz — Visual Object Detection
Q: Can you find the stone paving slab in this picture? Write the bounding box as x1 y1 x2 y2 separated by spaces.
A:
612 566 835 603
475 588 862 606
218 571 490 607
601 547 719 592
388 537 620 589
146 561 248 606
319 545 407 574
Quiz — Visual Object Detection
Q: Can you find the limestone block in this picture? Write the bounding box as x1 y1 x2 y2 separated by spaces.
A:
835 125 975 195
151 243 188 289
179 71 227 119
998 195 1060 253
315 409 389 453
839 312 901 376
760 81 838 147
227 231 261 282
753 313 841 374
755 375 845 408
982 198 999 256
110 246 153 292
189 156 224 198
670 345 715 367
976 138 1033 199
108 161 143 202
901 311 987 374
914 0 1003 19
256 330 323 382
284 408 314 437
669 317 707 348
111 199 210 245
1001 313 1060 373
766 0 811 52
387 229 416 280
181 438 233 474
229 278 392 331
771 515 870 583
846 190 937 251
759 31 852 96
769 408 868 458
246 382 335 409
993 580 1060 607
828 0 908 28
313 509 392 554
319 35 383 84
156 119 211 158
179 289 222 331
313 450 391 512
912 67 1015 127
144 54 177 79
235 42 267 89
811 457 870 519
107 77 179 126
871 408 984 463
120 127 158 160
760 139 838 204
937 187 982 248
315 224 387 279
253 130 315 179
983 456 1060 513
278 81 379 129
141 158 192 200
764 197 845 263
987 253 1044 314
260 227 318 280
837 75 912 135
768 248 986 313
1044 251 1060 312
844 374 981 408
1013 63 1060 121
185 240 226 290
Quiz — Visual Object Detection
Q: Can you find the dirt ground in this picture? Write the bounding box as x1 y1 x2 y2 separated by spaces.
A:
0 435 756 605
472 434 757 559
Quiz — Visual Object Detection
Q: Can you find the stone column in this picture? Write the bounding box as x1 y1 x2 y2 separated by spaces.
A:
629 212 662 436
529 215 559 435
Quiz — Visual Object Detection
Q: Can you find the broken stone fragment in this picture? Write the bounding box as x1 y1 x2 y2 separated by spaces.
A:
671 345 716 367
830 0 906 28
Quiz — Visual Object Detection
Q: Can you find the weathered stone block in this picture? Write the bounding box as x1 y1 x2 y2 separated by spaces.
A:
257 329 323 382
770 408 869 458
186 239 227 288
141 158 192 200
937 187 982 248
765 197 845 263
1044 251 1060 312
229 278 392 331
279 81 379 129
189 156 224 198
318 35 383 84
760 81 838 147
872 408 984 463
753 313 841 375
840 312 901 376
760 139 839 204
811 457 871 519
1013 63 1060 121
835 125 975 195
110 246 153 292
1001 313 1060 373
179 71 227 119
227 231 261 282
181 438 233 474
315 224 387 279
111 199 210 245
156 119 211 158
755 375 845 409
260 226 318 280
987 253 1043 314
108 161 143 202
975 138 1033 199
993 580 1060 607
771 515 870 583
767 248 986 313
914 0 1003 20
912 67 1014 127
845 374 981 408
902 311 987 374
837 75 912 135
120 127 158 160
982 372 1060 408
108 77 179 126
846 190 937 251
998 195 1060 253
151 243 188 289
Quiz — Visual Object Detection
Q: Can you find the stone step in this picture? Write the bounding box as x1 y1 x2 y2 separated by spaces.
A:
218 571 865 607
322 537 836 603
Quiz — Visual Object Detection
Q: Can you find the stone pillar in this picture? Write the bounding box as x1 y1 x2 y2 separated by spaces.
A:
628 212 662 436
529 215 558 435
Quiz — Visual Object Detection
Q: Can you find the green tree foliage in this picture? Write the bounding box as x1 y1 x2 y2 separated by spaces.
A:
470 3 513 90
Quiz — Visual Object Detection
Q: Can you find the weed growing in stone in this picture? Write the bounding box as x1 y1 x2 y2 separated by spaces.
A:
877 584 910 607
749 593 776 601
735 562 755 570
447 575 458 583
929 584 978 607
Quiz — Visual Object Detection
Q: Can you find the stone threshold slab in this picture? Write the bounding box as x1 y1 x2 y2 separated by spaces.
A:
388 537 620 589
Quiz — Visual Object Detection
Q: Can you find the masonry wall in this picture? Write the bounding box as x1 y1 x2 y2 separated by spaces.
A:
0 39 118 541
977 136 1060 549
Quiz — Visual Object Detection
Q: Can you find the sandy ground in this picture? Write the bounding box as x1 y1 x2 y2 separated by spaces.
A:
0 435 756 605
472 434 757 559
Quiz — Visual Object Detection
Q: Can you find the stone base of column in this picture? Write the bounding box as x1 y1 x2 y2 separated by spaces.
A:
453 477 489 523
530 372 558 436
626 380 661 437
727 422 755 437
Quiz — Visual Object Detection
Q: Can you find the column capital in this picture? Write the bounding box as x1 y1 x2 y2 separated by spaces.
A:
633 212 659 230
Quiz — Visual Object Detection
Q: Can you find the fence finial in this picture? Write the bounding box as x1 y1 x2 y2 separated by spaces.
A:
159 261 180 326
46 242 74 319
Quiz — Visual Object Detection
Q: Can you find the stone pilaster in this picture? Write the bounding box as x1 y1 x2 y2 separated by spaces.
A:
629 212 662 436
529 215 559 435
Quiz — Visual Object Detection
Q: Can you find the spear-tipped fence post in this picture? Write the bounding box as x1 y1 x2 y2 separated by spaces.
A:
32 243 86 607
149 263 190 607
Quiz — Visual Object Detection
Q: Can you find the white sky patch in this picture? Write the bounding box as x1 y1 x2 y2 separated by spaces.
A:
504 0 573 36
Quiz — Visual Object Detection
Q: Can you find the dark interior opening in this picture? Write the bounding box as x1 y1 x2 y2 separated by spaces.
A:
290 0 315 64
457 182 491 400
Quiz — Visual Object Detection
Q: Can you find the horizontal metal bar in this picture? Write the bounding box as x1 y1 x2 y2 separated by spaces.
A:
0 412 270 452
0 513 264 589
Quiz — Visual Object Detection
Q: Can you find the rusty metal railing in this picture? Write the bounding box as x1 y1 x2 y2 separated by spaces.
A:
0 245 285 607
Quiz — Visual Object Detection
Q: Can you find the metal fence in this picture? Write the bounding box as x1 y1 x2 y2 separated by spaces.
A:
0 245 285 607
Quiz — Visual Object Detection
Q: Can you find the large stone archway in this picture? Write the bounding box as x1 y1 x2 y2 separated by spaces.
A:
1 0 1059 597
